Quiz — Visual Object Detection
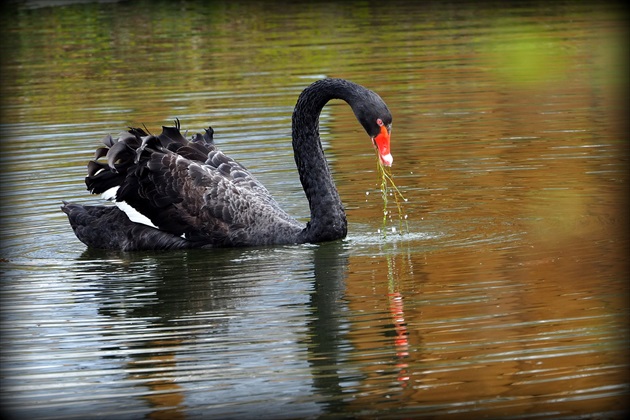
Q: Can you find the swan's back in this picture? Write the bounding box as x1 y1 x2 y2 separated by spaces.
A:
67 121 303 249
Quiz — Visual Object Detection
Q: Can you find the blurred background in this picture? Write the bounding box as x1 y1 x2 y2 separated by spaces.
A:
1 1 628 419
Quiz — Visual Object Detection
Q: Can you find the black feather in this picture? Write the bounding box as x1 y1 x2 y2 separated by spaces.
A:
102 134 115 147
73 118 307 248
61 202 194 251
106 141 132 171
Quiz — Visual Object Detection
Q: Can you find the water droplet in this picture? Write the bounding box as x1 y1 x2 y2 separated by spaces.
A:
391 227 397 233
365 191 370 195
404 214 408 219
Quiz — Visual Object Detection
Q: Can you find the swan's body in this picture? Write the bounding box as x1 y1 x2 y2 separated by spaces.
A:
62 78 392 250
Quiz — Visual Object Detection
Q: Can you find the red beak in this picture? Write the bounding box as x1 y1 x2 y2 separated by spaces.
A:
373 124 393 166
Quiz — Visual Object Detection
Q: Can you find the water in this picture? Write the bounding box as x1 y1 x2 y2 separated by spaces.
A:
1 1 628 418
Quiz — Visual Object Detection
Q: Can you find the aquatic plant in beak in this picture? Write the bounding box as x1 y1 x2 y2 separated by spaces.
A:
375 150 408 237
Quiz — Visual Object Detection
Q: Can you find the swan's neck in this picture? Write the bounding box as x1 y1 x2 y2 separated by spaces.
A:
292 79 364 242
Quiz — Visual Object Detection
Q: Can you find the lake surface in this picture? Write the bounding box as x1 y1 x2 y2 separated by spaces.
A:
1 1 628 418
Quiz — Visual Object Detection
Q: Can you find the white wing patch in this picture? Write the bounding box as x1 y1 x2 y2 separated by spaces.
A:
102 186 158 229
101 186 119 201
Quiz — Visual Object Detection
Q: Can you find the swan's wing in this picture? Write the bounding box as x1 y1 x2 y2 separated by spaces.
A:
87 122 272 200
61 202 192 251
85 122 302 247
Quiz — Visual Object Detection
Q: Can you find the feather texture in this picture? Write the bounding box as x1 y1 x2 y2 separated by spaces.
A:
77 121 303 249
62 79 392 250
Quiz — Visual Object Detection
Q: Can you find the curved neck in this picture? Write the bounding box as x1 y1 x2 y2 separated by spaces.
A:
292 78 364 242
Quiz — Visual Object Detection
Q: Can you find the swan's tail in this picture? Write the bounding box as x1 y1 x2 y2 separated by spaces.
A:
61 201 193 251
85 120 215 196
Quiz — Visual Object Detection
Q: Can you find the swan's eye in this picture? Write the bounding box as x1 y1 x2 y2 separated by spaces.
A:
376 118 384 127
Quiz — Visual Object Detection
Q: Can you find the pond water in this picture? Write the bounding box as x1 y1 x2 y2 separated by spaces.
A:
1 1 628 419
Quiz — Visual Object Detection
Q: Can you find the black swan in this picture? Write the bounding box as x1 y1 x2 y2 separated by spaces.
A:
62 78 393 250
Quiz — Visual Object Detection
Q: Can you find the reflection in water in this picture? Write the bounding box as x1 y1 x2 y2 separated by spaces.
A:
305 242 350 413
341 224 629 417
129 349 185 420
78 242 427 418
68 244 355 419
80 248 260 418
387 279 411 388
342 243 422 414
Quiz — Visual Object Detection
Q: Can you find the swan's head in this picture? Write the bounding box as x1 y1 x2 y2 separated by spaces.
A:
351 88 393 166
